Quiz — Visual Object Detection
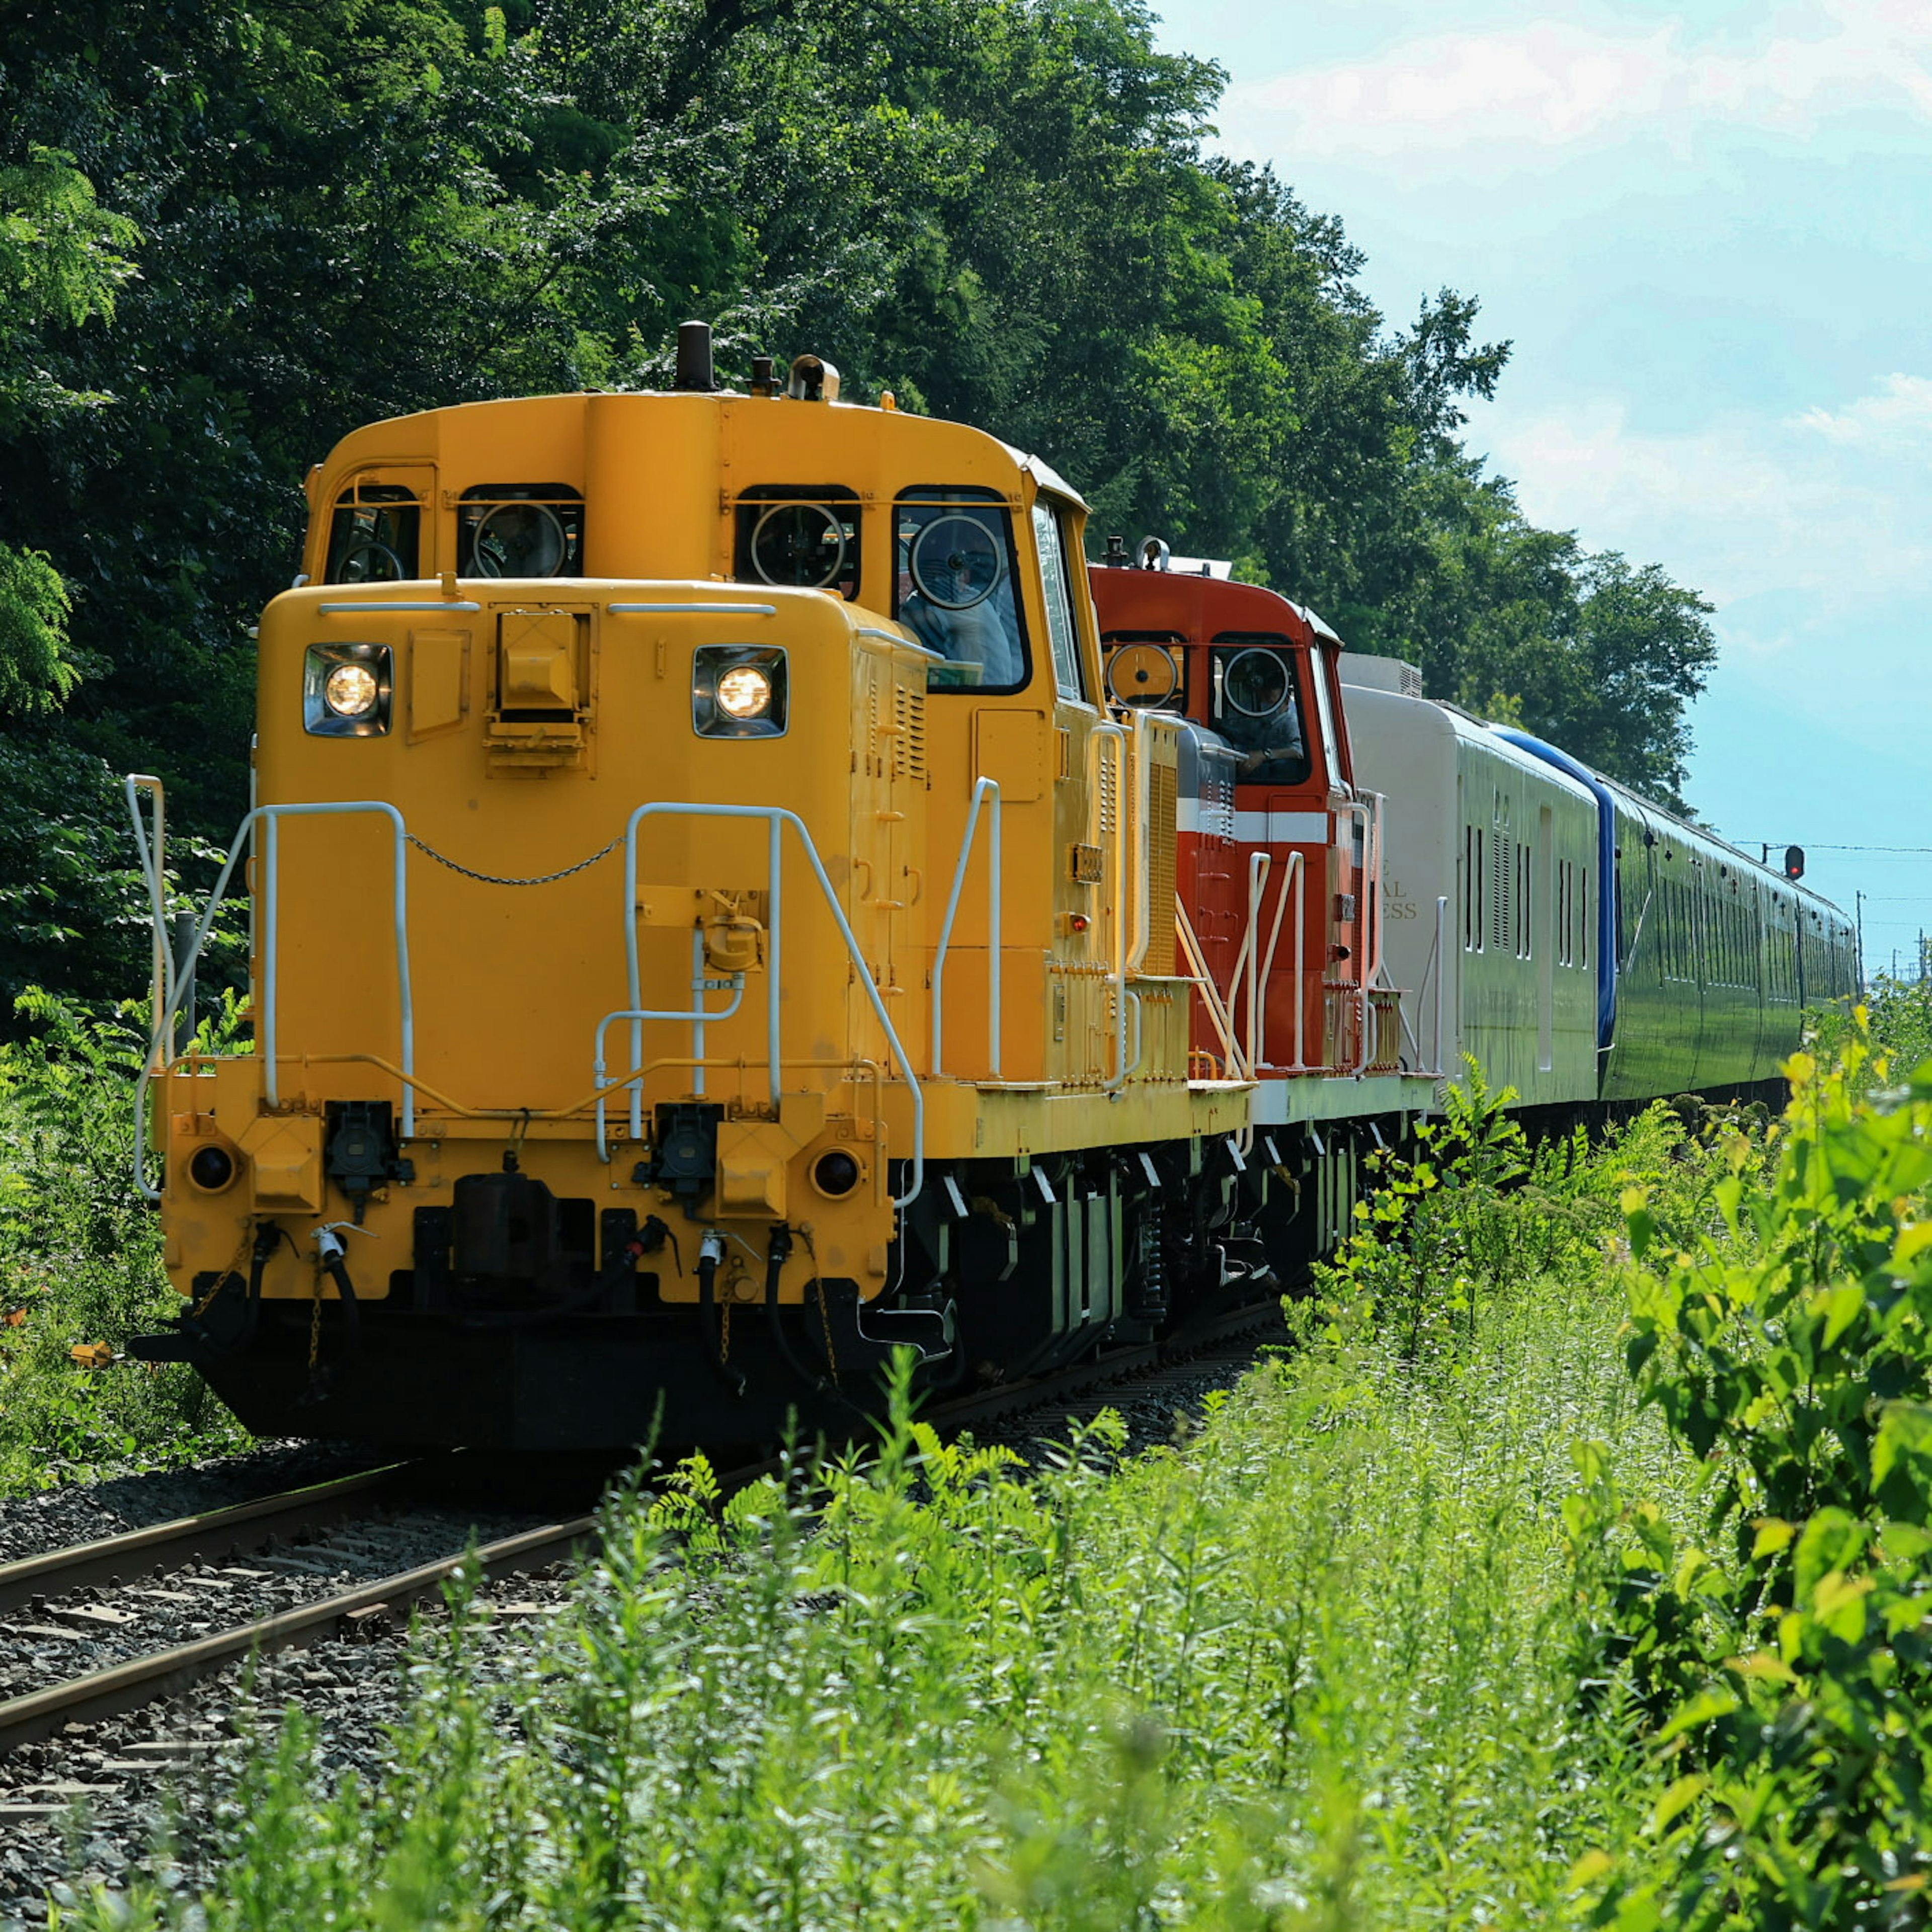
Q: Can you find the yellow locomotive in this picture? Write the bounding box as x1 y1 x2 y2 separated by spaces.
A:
131 327 1280 1444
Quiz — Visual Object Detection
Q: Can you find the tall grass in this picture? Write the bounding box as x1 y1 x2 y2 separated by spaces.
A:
0 992 248 1494
50 1103 1723 1930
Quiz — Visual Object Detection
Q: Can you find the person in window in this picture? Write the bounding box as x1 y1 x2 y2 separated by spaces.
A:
1228 711 1308 783
897 512 1023 686
1216 648 1310 785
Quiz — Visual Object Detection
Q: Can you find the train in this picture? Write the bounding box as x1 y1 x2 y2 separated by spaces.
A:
123 327 1859 1447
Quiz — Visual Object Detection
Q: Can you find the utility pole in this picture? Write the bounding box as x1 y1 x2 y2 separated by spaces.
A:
1856 890 1866 994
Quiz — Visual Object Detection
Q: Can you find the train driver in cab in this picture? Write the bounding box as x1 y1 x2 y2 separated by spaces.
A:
1215 643 1310 785
895 494 1025 688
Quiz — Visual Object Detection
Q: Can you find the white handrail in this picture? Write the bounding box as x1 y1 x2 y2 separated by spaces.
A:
1128 714 1154 974
131 816 258 1200
129 799 418 1200
1358 791 1384 983
317 600 482 615
591 954 749 1161
608 602 778 617
1209 845 1304 1084
1343 798 1375 1075
123 776 175 1066
1431 895 1450 1077
1174 891 1247 1081
1255 849 1301 1072
931 776 1003 1079
1236 851 1271 1076
619 801 925 1206
260 803 416 1135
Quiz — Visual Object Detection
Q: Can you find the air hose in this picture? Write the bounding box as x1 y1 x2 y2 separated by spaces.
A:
696 1231 746 1398
315 1225 363 1361
763 1225 829 1399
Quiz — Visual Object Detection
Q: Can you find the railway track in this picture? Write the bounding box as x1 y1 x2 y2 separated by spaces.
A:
0 1464 577 1763
0 1295 1281 1768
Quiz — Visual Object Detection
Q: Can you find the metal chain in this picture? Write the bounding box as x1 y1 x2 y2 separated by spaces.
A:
803 1227 839 1387
191 1224 256 1320
406 831 622 888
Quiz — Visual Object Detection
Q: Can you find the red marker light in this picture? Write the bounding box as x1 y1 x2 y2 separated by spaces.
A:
1070 914 1090 932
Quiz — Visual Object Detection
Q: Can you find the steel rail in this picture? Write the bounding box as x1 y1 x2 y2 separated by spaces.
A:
0 1464 412 1621
0 1514 597 1756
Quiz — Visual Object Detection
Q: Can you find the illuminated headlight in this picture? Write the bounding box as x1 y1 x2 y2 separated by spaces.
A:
326 663 380 718
694 646 787 738
716 665 773 719
304 642 393 737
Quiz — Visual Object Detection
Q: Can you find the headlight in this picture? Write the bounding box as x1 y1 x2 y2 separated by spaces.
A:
325 663 380 718
304 642 393 737
693 646 788 738
716 665 773 719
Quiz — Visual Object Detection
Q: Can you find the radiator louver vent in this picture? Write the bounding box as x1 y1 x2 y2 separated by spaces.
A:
1146 756 1178 976
892 683 927 781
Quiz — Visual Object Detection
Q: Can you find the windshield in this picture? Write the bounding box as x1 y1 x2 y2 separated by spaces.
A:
893 487 1028 692
326 481 421 584
459 484 584 579
1210 638 1311 787
1032 500 1087 701
733 485 862 599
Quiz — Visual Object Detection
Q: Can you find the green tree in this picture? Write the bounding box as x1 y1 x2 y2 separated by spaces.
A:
0 0 1726 1023
0 143 137 713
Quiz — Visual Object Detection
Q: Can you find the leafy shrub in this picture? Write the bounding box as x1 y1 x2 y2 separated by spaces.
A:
1315 1064 1684 1363
1571 1013 1932 1926
1808 973 1932 1100
0 990 248 1492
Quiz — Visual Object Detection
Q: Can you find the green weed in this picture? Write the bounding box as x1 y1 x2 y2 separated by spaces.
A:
0 990 248 1494
1563 1000 1932 1927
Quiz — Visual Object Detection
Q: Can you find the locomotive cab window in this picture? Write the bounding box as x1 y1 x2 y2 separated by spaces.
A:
458 485 584 579
326 482 422 584
1032 500 1089 701
733 485 860 599
1208 636 1310 787
894 486 1028 692
1102 631 1186 711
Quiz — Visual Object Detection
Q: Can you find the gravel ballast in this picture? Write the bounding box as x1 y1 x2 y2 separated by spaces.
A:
0 1568 575 1927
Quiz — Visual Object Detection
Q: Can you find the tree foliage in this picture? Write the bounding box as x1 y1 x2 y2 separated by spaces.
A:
0 0 1717 1020
1573 1004 1932 1925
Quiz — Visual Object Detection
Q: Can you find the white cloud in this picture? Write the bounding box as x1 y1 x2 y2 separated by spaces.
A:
1791 371 1932 444
1476 373 1932 619
1221 2 1932 160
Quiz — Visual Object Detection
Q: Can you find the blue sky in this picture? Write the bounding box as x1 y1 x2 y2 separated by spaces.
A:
1150 0 1932 977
